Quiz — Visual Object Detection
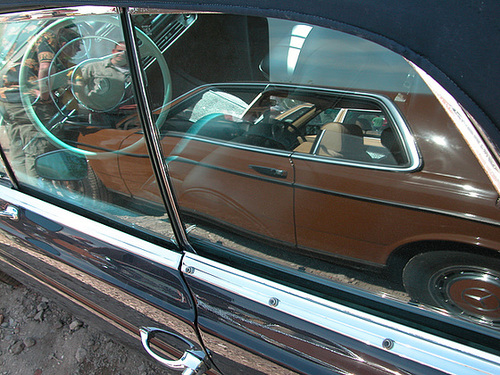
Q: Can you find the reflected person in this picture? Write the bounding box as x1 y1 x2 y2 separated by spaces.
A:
0 26 81 180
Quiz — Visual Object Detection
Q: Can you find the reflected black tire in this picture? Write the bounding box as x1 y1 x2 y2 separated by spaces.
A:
403 251 500 327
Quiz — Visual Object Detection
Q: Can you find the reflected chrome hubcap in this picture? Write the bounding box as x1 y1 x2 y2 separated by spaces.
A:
430 266 500 325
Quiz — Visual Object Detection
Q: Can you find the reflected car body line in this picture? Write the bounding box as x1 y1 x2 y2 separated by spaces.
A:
170 145 499 229
413 63 500 195
293 182 500 228
0 185 182 270
182 253 500 375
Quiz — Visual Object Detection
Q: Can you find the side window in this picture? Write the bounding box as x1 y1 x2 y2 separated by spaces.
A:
299 104 409 166
0 8 176 243
131 11 499 339
156 84 409 166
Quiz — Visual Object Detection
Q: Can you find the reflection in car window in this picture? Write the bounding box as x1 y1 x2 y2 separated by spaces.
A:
167 13 500 339
0 8 177 243
155 83 410 166
2 7 497 339
130 11 500 336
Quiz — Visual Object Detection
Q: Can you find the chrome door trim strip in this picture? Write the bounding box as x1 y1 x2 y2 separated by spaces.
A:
0 185 181 270
182 253 500 375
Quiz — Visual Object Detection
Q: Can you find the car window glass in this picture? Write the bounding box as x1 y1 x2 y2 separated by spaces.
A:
132 11 499 338
0 8 176 244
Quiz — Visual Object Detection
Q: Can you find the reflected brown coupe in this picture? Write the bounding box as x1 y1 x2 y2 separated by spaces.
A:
71 82 500 325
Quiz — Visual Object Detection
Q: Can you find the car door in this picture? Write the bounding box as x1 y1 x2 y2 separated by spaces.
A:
128 8 500 375
0 7 212 374
1 5 500 375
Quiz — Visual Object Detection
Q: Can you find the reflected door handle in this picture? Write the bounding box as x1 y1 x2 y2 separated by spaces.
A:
250 165 288 178
0 205 18 221
139 327 209 375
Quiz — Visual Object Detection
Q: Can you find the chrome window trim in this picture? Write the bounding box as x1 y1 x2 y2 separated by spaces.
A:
292 91 421 172
0 185 181 270
0 6 117 23
291 151 418 172
182 253 500 375
163 81 421 171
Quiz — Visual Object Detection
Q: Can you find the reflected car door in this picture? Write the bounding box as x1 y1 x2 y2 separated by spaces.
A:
114 114 296 247
166 140 295 246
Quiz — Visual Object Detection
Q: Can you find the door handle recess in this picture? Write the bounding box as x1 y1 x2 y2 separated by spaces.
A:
0 205 18 221
139 327 209 375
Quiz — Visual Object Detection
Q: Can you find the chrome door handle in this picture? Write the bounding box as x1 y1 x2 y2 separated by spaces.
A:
249 165 288 178
0 205 18 221
139 327 209 375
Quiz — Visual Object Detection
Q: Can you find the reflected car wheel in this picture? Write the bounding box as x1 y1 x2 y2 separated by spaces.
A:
403 251 500 327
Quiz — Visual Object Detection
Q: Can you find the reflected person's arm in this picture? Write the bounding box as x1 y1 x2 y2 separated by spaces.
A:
37 60 52 102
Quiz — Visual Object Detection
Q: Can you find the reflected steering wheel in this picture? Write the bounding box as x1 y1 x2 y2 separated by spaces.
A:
19 16 171 159
271 120 306 145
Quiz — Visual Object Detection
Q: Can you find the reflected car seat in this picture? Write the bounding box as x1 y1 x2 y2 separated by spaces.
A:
314 122 371 162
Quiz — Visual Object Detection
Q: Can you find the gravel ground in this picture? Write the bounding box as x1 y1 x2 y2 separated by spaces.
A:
0 278 171 375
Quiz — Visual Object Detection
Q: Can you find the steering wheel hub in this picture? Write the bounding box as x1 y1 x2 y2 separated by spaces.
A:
72 57 126 112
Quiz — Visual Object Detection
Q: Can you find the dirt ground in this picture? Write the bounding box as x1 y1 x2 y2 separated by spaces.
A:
0 278 172 375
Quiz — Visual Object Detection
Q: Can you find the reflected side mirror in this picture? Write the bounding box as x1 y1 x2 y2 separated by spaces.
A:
35 150 88 181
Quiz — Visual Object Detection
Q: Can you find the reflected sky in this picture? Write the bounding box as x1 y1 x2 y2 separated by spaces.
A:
269 19 432 95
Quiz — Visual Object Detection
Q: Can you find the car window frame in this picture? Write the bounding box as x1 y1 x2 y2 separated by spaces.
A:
157 82 422 171
290 88 422 171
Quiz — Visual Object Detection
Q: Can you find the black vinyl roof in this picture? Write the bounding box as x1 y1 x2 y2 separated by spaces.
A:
2 0 500 141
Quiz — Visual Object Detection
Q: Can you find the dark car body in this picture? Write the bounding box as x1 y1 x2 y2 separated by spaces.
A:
0 3 499 375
